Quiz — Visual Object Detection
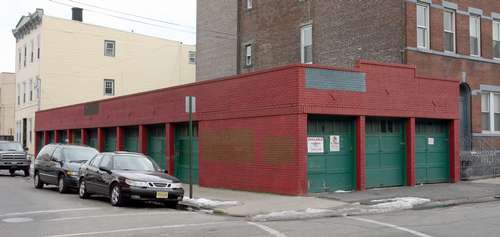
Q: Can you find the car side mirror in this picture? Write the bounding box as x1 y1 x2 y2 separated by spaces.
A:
99 166 112 174
164 169 168 174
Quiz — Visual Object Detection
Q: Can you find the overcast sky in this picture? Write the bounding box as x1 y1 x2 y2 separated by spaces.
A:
0 0 196 73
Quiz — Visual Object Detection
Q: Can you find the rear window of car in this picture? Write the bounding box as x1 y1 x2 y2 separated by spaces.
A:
62 147 98 162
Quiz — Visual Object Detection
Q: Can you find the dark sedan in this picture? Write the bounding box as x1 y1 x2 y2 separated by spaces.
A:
78 152 184 207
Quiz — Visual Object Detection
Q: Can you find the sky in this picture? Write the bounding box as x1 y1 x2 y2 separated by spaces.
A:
0 0 196 73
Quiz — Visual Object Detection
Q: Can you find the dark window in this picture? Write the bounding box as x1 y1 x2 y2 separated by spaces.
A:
104 79 114 96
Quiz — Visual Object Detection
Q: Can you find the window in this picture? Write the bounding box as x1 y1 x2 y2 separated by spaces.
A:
100 155 113 169
35 78 41 100
443 10 456 52
245 44 252 66
37 34 41 59
23 45 27 67
17 48 21 70
52 148 63 162
481 92 500 132
16 84 20 105
188 51 196 64
104 40 116 57
470 15 481 56
30 39 34 63
104 79 115 96
246 0 252 9
28 118 32 143
90 154 103 167
301 24 313 64
416 3 430 49
29 79 33 102
22 82 26 104
493 20 500 59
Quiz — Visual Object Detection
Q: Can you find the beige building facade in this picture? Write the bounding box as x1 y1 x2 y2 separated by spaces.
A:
0 72 16 140
13 8 196 153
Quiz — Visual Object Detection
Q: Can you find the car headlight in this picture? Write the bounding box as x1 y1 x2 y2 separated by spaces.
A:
125 179 149 187
66 171 78 177
170 183 183 189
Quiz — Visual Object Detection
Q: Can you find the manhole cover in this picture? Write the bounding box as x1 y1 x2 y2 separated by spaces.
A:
2 217 33 223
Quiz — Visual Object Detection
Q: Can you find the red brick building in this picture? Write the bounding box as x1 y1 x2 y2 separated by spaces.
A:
35 61 460 195
196 0 500 153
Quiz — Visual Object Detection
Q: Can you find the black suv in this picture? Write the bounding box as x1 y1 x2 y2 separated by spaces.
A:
0 141 31 176
33 144 98 193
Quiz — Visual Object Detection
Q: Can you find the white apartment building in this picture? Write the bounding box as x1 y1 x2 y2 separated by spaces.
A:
12 8 196 153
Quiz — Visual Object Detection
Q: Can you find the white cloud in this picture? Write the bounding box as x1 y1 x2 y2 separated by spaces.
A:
0 0 196 72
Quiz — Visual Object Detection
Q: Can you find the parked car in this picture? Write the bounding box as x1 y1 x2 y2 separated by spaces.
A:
78 152 184 207
0 141 31 176
33 144 99 193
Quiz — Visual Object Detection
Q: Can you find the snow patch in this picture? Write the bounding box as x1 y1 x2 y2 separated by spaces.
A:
182 197 240 209
252 208 331 221
334 190 352 193
370 197 430 210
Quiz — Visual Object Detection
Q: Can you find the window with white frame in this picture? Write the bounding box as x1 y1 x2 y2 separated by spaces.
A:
245 44 252 66
29 79 33 102
443 10 456 52
301 24 313 64
17 48 21 70
104 79 115 96
104 40 116 57
37 34 41 59
417 3 430 49
16 84 20 105
493 20 500 59
30 39 34 63
481 92 500 132
23 45 27 67
28 118 32 143
188 51 196 64
246 0 252 9
470 15 481 56
22 82 26 104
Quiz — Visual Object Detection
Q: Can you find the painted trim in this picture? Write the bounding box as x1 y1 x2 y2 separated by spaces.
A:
473 132 500 137
480 84 500 92
406 0 492 19
406 47 500 65
442 1 457 10
493 12 500 20
468 7 483 16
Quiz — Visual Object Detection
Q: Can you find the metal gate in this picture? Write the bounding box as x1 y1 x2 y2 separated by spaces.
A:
58 131 67 144
48 131 54 144
174 123 199 184
72 130 81 144
104 128 116 152
366 118 406 188
123 127 138 152
147 125 166 169
416 120 450 184
308 117 355 193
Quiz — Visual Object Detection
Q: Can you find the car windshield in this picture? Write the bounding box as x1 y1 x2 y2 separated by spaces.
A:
0 143 23 152
113 155 159 172
63 147 98 162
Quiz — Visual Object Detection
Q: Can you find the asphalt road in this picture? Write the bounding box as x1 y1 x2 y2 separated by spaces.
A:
2 170 500 237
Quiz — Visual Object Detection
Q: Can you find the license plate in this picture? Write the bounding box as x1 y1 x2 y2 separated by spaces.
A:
156 192 169 199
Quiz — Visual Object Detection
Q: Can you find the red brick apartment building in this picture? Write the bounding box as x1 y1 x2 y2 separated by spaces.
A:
196 0 500 152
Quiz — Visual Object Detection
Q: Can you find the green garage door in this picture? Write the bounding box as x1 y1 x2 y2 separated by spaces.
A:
86 129 97 149
416 120 450 184
147 125 166 169
37 133 45 152
174 123 199 184
58 131 67 144
48 131 54 144
124 127 139 152
104 128 116 152
366 118 406 188
308 117 355 193
72 130 81 144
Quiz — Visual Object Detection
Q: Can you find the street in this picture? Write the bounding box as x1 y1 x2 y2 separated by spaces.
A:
0 171 500 237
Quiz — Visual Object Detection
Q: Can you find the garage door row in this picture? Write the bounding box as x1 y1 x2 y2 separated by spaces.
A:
37 124 199 184
307 116 450 193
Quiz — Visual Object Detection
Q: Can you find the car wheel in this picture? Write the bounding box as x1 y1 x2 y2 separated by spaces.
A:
23 169 30 177
79 179 89 199
34 172 44 189
164 201 178 209
58 175 68 193
9 169 15 177
110 184 125 207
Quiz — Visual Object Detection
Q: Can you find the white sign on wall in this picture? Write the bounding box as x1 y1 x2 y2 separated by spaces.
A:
428 137 435 145
308 137 324 153
330 135 340 152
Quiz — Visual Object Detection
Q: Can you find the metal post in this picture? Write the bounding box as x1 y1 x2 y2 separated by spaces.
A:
188 96 193 199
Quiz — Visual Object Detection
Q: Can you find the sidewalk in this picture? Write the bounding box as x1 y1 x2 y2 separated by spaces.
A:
179 184 347 217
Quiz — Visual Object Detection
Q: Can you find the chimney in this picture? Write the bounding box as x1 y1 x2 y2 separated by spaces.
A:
72 7 83 22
